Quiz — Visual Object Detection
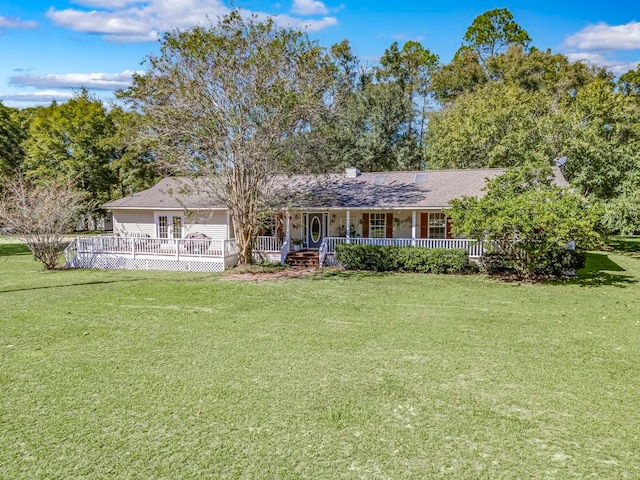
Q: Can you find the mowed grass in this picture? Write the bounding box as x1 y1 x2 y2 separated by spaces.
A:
1 238 639 479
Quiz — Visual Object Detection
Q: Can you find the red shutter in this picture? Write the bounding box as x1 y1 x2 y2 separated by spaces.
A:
420 213 428 238
386 213 394 238
446 215 452 239
362 213 370 238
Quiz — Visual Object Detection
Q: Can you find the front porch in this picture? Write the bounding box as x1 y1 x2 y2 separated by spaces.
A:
64 233 484 272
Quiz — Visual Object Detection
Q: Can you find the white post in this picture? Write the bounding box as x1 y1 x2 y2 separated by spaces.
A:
411 211 417 247
131 237 136 259
346 210 351 243
226 211 231 239
175 238 180 261
285 212 291 243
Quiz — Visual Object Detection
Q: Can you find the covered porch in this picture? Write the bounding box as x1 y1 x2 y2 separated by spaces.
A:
274 209 484 267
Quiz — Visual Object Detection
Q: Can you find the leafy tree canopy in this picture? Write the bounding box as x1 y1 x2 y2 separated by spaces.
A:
120 10 334 264
449 165 602 278
460 8 531 63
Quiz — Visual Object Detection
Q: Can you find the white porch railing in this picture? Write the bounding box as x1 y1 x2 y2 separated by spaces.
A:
67 235 238 261
318 237 485 267
254 235 282 252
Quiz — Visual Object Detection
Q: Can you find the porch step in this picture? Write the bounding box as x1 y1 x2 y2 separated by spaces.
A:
286 249 319 268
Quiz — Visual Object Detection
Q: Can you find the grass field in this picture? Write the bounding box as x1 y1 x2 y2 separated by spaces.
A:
1 237 639 479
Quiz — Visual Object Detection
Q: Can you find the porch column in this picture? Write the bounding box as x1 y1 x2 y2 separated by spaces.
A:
411 211 417 246
346 210 351 243
285 212 291 243
226 211 231 239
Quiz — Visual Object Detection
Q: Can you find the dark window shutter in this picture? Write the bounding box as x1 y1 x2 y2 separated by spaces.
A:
420 213 428 238
446 216 452 239
362 213 369 238
386 213 393 238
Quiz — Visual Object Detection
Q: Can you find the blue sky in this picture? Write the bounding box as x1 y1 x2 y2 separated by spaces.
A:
1 0 639 107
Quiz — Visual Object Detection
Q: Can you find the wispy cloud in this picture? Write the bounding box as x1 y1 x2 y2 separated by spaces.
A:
47 0 337 42
0 90 74 103
389 32 425 42
565 21 640 52
9 70 141 91
0 15 38 30
291 0 328 16
565 52 638 75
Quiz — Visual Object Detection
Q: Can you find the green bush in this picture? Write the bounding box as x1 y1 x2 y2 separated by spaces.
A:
334 244 398 271
481 248 586 278
335 244 469 274
532 248 586 277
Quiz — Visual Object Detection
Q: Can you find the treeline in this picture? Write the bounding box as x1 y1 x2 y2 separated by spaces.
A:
0 89 158 226
1 8 639 233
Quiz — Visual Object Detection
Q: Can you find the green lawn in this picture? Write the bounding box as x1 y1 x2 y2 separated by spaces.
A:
1 237 639 479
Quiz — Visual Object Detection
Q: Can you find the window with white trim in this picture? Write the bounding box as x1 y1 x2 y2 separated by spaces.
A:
370 213 386 238
158 215 168 238
429 213 446 239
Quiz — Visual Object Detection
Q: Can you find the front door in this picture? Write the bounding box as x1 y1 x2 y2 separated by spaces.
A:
306 212 325 249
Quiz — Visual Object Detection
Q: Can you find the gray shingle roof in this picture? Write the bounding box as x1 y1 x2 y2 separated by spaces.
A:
103 167 569 211
103 177 225 210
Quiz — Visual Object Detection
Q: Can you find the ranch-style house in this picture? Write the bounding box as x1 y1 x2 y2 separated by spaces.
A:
64 166 569 272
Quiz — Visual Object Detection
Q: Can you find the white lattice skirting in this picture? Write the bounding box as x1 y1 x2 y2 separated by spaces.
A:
323 254 339 266
74 254 231 272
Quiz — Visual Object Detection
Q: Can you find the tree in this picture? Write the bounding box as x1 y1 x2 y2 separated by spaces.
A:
460 8 531 64
618 64 640 97
120 11 333 264
377 41 440 163
0 176 85 270
602 186 640 235
426 82 564 168
21 90 117 225
0 103 25 177
563 78 640 202
448 165 602 279
106 107 159 197
431 48 486 103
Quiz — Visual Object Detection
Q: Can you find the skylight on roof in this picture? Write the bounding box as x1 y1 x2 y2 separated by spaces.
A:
374 174 385 185
414 173 427 183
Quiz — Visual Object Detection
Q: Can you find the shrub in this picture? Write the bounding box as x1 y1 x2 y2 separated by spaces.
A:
397 247 468 273
481 248 586 278
334 244 398 271
335 244 469 274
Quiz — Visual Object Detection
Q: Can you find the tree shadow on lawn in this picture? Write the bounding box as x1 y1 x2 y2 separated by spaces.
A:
559 253 638 288
0 242 31 256
317 268 393 280
0 278 144 294
607 236 640 258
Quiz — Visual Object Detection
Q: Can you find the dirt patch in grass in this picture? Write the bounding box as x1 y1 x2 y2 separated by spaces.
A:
223 266 323 281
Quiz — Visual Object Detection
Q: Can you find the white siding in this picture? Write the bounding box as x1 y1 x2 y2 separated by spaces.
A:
112 209 156 237
184 211 228 240
112 209 229 240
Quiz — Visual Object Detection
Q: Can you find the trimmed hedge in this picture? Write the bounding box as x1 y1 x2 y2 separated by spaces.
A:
334 244 469 274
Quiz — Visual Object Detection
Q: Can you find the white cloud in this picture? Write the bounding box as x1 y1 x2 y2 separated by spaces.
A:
565 21 640 52
291 0 328 16
0 15 38 30
0 90 74 103
47 0 337 42
70 0 142 7
9 70 141 91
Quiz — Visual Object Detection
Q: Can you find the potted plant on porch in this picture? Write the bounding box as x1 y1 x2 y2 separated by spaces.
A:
292 238 304 251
